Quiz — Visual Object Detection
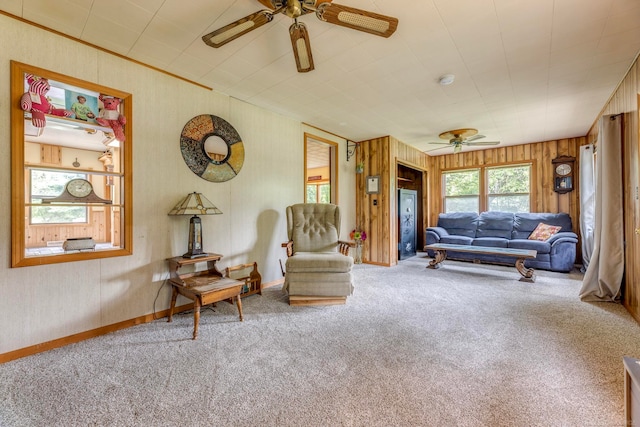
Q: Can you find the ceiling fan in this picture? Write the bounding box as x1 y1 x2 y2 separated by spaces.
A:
202 0 398 73
429 128 500 153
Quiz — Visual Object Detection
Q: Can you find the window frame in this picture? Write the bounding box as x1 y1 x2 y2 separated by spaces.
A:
442 162 534 213
485 164 532 213
11 60 133 268
442 168 481 213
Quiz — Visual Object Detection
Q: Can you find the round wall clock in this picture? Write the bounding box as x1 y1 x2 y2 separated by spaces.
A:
555 164 571 176
179 114 244 182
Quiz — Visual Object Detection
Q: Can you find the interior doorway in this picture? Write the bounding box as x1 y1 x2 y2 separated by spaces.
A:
397 163 426 258
305 133 338 204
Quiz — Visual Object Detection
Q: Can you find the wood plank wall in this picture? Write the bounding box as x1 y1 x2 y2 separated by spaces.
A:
25 210 108 248
426 138 585 234
586 58 639 323
356 136 429 266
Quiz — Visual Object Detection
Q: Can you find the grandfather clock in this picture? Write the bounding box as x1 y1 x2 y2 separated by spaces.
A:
552 155 575 194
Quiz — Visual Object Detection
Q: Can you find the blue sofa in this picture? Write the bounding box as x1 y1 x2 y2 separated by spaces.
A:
424 211 578 272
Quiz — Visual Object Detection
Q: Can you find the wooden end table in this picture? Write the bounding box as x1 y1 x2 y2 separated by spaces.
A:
166 253 244 340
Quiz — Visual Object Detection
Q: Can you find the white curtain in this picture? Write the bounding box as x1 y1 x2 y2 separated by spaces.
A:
579 144 595 272
580 114 624 301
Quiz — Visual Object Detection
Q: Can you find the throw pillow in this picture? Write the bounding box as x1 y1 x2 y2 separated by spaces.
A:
529 223 561 241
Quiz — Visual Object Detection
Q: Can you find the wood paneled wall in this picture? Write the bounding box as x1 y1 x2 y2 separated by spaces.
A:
356 136 429 266
426 138 585 233
25 209 108 248
587 58 640 323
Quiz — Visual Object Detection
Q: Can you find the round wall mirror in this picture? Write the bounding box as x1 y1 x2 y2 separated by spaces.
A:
180 114 244 182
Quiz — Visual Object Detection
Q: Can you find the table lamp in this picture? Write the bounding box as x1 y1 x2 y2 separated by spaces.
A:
168 192 222 258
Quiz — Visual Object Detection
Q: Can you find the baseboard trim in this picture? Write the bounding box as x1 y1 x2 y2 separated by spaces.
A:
0 277 284 364
289 295 347 306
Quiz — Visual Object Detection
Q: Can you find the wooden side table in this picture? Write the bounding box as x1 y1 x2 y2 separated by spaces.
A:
166 253 244 340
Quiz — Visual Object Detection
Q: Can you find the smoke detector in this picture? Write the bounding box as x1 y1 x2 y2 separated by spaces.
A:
438 74 455 86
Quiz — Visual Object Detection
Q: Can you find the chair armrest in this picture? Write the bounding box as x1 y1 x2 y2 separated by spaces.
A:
338 240 354 256
282 240 294 257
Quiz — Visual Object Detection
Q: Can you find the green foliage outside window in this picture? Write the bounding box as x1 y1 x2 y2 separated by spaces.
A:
444 170 480 213
443 165 531 213
487 166 530 212
444 170 479 196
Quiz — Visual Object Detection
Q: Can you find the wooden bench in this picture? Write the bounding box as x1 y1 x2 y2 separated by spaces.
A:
424 243 538 282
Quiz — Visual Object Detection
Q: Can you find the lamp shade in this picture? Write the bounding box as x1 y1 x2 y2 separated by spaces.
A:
168 192 222 216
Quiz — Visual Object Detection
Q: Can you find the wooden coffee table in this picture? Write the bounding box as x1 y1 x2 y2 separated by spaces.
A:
425 243 538 282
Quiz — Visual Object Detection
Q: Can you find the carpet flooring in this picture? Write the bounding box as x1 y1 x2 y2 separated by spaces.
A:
1 254 639 426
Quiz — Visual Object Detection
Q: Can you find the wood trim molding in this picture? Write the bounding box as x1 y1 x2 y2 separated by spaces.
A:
0 277 285 364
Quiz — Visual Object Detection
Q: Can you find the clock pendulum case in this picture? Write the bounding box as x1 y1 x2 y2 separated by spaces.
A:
552 155 575 194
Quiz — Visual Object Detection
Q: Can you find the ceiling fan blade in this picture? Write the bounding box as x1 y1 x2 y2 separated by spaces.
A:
202 10 274 48
315 3 398 38
289 21 315 73
464 134 486 142
466 141 500 146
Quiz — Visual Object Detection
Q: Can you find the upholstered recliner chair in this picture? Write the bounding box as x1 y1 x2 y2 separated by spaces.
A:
283 203 354 306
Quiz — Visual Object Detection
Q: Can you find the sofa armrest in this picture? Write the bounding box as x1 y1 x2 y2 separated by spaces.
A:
427 226 450 238
547 231 578 245
425 227 448 249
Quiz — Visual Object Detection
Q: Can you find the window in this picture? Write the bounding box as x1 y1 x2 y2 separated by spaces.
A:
11 60 132 268
443 169 479 213
30 170 88 224
487 165 530 212
306 183 331 203
443 164 532 213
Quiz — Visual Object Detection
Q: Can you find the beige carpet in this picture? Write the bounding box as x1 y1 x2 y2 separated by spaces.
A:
1 254 639 426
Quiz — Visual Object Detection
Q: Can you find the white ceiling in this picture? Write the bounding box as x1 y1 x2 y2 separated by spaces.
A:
3 0 640 155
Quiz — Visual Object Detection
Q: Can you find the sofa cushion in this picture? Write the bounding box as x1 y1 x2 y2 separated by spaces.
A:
472 237 509 248
440 235 474 245
437 212 478 238
528 223 562 241
508 239 551 254
475 211 514 239
512 212 572 239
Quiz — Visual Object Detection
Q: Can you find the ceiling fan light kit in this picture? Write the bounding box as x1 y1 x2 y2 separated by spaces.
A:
201 0 398 73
